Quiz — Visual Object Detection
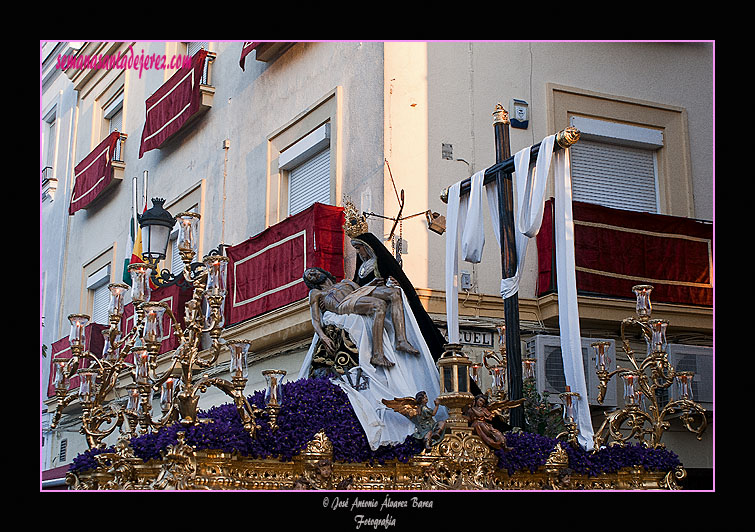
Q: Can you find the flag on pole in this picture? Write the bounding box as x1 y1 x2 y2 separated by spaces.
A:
123 206 145 285
123 206 158 289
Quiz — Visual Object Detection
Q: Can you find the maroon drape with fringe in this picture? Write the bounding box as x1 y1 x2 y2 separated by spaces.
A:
225 203 345 325
69 131 120 214
138 49 208 158
536 199 712 306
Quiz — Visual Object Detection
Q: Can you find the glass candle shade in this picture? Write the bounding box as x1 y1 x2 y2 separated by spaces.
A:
490 365 506 394
204 294 225 329
160 377 179 412
497 324 506 348
134 348 151 385
592 341 611 371
227 340 251 379
101 329 121 363
632 284 654 320
128 263 152 305
77 369 98 404
125 384 140 413
622 373 641 406
107 282 129 323
561 387 578 423
203 255 229 298
68 314 90 348
648 319 669 355
142 303 166 345
175 212 200 257
262 369 286 408
675 371 695 400
52 357 71 390
522 358 537 381
469 362 484 388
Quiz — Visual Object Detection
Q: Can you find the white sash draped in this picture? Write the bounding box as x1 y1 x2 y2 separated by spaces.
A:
444 136 594 449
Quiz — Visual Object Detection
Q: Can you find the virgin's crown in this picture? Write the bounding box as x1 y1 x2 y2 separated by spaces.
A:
342 197 368 238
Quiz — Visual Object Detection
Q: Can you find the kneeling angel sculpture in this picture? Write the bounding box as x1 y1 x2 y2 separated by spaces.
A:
382 391 447 450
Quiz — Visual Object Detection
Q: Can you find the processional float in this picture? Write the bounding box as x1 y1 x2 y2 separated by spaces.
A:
49 104 705 491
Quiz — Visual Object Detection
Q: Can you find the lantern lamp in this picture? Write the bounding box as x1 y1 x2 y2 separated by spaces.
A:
437 343 474 429
138 198 175 262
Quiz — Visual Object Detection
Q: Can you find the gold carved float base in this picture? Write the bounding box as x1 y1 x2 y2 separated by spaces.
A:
65 427 685 491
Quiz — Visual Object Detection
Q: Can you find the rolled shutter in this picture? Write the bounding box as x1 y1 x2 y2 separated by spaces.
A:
288 148 330 216
570 139 658 214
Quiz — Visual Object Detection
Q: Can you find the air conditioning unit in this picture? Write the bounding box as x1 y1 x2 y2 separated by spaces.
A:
525 335 618 408
667 344 713 410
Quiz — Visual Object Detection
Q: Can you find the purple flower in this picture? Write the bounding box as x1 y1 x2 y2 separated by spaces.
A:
69 377 681 478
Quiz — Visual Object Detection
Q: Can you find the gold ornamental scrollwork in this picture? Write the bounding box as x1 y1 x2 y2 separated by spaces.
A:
153 431 209 490
416 430 498 490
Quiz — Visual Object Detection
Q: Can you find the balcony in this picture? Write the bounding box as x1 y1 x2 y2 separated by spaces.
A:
534 198 713 330
138 50 216 158
69 132 127 215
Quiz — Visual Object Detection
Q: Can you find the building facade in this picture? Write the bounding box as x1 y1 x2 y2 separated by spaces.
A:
40 41 714 488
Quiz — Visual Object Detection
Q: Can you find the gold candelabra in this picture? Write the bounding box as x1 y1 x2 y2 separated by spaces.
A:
593 284 708 449
50 208 285 450
556 387 581 447
481 324 509 401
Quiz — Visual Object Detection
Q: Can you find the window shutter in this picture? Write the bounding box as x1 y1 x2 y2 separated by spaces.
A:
288 148 330 216
170 204 199 275
569 139 658 214
171 238 184 274
187 42 208 57
92 284 109 325
109 107 122 134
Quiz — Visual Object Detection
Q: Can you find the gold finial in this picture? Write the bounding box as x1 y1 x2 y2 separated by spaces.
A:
492 103 509 125
556 126 581 148
342 196 369 238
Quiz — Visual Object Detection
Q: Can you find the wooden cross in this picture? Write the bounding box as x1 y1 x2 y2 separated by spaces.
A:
441 103 580 428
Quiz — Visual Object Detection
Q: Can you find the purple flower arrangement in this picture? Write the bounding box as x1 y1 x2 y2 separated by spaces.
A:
69 377 680 479
496 431 680 477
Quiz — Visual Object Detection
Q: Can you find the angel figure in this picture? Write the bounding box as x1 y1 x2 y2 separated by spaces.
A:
465 394 524 451
382 391 446 449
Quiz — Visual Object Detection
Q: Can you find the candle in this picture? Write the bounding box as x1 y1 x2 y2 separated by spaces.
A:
68 314 89 348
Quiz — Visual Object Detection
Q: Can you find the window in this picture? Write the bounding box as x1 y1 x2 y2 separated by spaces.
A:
549 84 695 218
280 123 332 216
278 122 332 216
87 264 111 325
569 116 663 213
186 41 208 58
185 42 210 83
267 88 340 226
82 248 116 325
59 439 67 463
104 92 123 134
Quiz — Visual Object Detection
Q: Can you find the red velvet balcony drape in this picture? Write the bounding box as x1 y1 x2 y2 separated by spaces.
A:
225 203 345 325
537 199 713 306
138 49 209 158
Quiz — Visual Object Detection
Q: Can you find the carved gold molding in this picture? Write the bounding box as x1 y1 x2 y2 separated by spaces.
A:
66 427 684 491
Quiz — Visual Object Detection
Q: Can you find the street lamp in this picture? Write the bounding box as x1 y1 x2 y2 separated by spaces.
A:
138 198 175 262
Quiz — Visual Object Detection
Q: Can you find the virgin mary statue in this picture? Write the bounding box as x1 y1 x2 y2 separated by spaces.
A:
299 200 447 450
